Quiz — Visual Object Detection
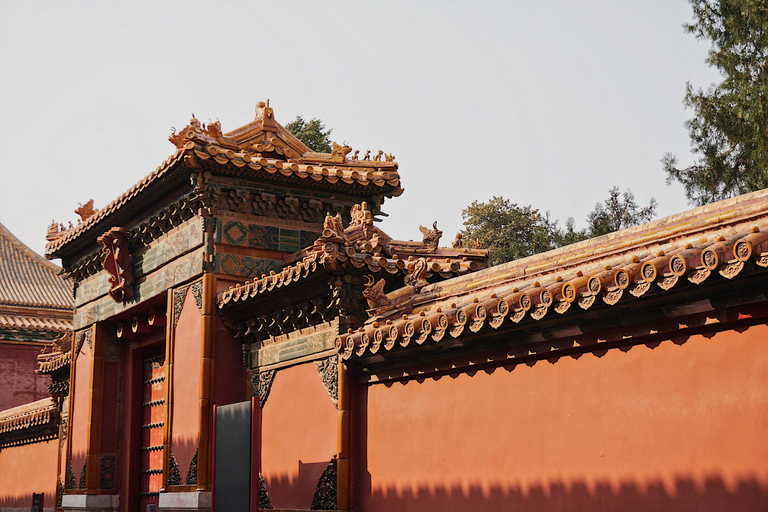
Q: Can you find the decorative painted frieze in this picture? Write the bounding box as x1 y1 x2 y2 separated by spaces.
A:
256 320 339 369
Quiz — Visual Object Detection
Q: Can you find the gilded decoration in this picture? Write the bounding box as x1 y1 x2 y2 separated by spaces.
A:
73 329 92 361
190 280 203 312
172 285 190 328
253 370 275 409
97 227 134 303
258 474 274 509
314 356 339 407
66 461 76 489
186 448 198 484
310 456 337 510
99 454 116 490
168 451 182 486
173 279 203 327
79 462 86 489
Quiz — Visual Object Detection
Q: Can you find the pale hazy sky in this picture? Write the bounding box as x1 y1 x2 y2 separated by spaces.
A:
0 1 721 258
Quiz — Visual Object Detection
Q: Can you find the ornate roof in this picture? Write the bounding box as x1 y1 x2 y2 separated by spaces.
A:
37 333 72 375
217 203 488 319
45 101 403 259
0 397 57 432
0 397 59 448
335 189 768 363
0 314 71 333
0 222 72 311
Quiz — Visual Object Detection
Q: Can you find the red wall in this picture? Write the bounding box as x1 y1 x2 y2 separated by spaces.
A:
0 343 51 412
357 323 768 511
69 337 91 489
0 439 58 511
261 362 336 509
171 291 202 480
213 314 246 407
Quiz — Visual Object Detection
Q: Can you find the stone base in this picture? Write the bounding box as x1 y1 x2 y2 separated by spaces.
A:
158 492 211 512
0 509 55 512
61 494 119 512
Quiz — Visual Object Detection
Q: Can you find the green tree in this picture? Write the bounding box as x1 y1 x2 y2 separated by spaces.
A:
586 187 658 237
663 0 768 205
285 115 333 153
461 197 555 265
462 188 656 265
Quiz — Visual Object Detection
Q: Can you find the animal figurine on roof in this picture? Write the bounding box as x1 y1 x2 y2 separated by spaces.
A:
362 275 390 309
75 199 98 223
419 221 443 248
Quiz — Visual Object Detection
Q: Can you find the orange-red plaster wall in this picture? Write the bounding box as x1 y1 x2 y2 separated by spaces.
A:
213 314 246 407
0 439 58 511
358 324 768 511
261 362 337 510
0 343 51 412
70 338 92 488
171 291 201 478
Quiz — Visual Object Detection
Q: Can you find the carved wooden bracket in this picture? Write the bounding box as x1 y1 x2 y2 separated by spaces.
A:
97 227 134 302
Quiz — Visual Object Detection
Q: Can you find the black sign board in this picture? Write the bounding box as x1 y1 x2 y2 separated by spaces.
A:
30 493 43 512
213 400 252 512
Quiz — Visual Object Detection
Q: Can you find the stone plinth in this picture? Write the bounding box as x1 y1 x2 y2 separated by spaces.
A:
158 492 211 512
61 494 118 512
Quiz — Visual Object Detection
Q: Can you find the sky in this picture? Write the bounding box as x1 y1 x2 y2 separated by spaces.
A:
0 1 722 259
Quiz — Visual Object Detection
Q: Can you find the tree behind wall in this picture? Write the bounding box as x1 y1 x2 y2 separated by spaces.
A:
587 187 658 236
462 188 657 265
285 116 333 153
663 0 768 205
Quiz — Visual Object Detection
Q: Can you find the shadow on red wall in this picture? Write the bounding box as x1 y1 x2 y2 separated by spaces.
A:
358 475 768 512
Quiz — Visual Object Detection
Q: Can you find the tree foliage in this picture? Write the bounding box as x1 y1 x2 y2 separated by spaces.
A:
586 187 658 236
285 115 333 153
461 188 657 265
663 0 768 205
461 197 553 265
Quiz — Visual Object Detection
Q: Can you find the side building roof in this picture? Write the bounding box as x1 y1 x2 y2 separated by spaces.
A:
0 222 73 337
0 222 72 311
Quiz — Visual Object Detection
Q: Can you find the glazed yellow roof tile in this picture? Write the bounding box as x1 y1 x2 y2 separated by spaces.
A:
46 106 402 258
0 397 57 434
335 189 768 360
37 349 71 374
0 315 72 333
188 141 401 188
0 222 72 310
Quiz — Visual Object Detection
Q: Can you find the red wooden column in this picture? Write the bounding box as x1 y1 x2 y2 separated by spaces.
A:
84 324 104 492
198 274 217 491
337 359 352 510
249 396 260 512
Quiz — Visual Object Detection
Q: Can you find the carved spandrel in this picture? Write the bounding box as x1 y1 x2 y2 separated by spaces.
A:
314 355 339 407
98 227 134 303
252 370 275 408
